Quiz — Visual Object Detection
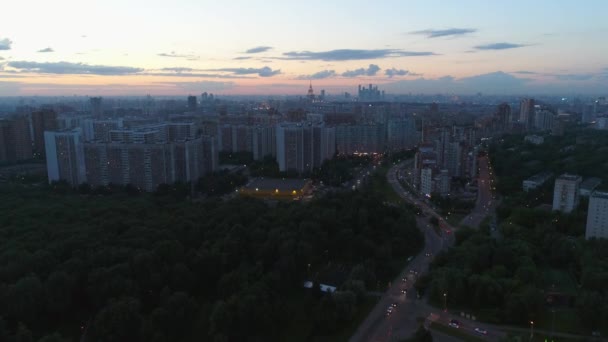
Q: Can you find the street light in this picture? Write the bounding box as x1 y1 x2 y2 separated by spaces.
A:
530 320 534 340
443 293 447 312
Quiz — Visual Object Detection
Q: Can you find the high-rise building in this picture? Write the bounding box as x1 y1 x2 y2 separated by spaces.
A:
90 97 103 119
420 167 433 197
31 109 58 159
335 123 385 155
276 123 304 172
496 103 511 132
276 123 335 173
437 169 450 197
552 174 582 213
358 84 384 101
585 191 608 240
387 117 416 150
85 137 215 192
534 110 554 131
445 142 462 178
0 117 31 163
44 129 86 186
519 99 535 131
187 95 197 111
252 125 276 160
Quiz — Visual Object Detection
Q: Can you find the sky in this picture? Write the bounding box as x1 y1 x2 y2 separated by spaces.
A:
1 0 607 96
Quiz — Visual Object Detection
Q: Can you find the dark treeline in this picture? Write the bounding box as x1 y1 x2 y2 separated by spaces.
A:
0 178 422 341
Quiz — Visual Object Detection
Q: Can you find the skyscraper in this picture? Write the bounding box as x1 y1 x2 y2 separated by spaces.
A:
187 95 197 111
496 103 511 132
45 129 86 186
519 98 535 131
0 117 32 162
90 97 103 119
31 109 58 159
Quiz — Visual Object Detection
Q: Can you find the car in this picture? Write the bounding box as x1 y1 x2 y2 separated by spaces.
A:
401 277 407 282
448 322 459 328
474 328 488 335
401 289 407 294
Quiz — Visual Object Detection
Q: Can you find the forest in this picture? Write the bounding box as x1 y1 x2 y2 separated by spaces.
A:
0 169 422 341
418 128 608 335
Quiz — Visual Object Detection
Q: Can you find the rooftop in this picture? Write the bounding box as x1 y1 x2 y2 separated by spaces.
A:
557 173 582 182
242 178 310 192
591 191 608 200
526 171 553 183
581 177 602 190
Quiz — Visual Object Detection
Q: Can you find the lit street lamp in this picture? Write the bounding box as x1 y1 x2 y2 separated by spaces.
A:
443 293 447 312
530 321 534 340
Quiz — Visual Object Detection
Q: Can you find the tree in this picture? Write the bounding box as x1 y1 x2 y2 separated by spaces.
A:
38 332 70 342
401 325 433 342
45 271 74 315
15 322 33 342
89 298 142 342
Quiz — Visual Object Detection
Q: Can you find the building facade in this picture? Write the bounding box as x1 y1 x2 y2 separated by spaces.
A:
552 174 582 213
585 191 608 240
44 129 86 186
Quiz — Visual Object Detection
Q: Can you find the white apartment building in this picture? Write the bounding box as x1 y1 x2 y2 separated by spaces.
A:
552 174 582 213
586 191 608 239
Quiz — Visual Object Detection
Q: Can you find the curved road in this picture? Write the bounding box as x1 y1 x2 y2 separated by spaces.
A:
349 161 456 342
351 157 507 342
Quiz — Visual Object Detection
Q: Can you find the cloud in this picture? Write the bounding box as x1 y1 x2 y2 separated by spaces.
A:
384 71 530 94
411 28 476 38
0 56 4 60
341 64 381 77
297 70 336 80
0 38 12 50
234 56 252 60
281 49 436 61
145 72 251 79
157 52 199 60
513 70 537 75
245 46 273 54
160 67 194 73
475 42 528 50
554 73 595 81
38 47 54 53
385 68 409 78
207 66 281 77
7 61 143 75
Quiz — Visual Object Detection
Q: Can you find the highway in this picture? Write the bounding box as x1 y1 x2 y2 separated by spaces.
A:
351 157 504 342
460 155 497 228
350 162 455 342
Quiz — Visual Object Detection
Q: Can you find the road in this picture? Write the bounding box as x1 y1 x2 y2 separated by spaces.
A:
350 162 456 342
351 158 509 342
460 155 497 228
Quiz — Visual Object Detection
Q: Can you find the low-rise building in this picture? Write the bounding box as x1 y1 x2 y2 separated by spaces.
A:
239 178 312 200
580 177 602 197
522 171 553 192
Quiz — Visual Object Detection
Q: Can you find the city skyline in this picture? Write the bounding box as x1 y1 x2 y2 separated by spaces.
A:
1 0 608 96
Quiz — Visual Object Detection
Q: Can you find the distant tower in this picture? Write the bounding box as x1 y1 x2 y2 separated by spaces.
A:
307 81 315 101
187 95 197 111
90 97 103 119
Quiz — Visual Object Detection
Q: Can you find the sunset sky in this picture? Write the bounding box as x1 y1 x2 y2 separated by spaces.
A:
1 0 607 96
